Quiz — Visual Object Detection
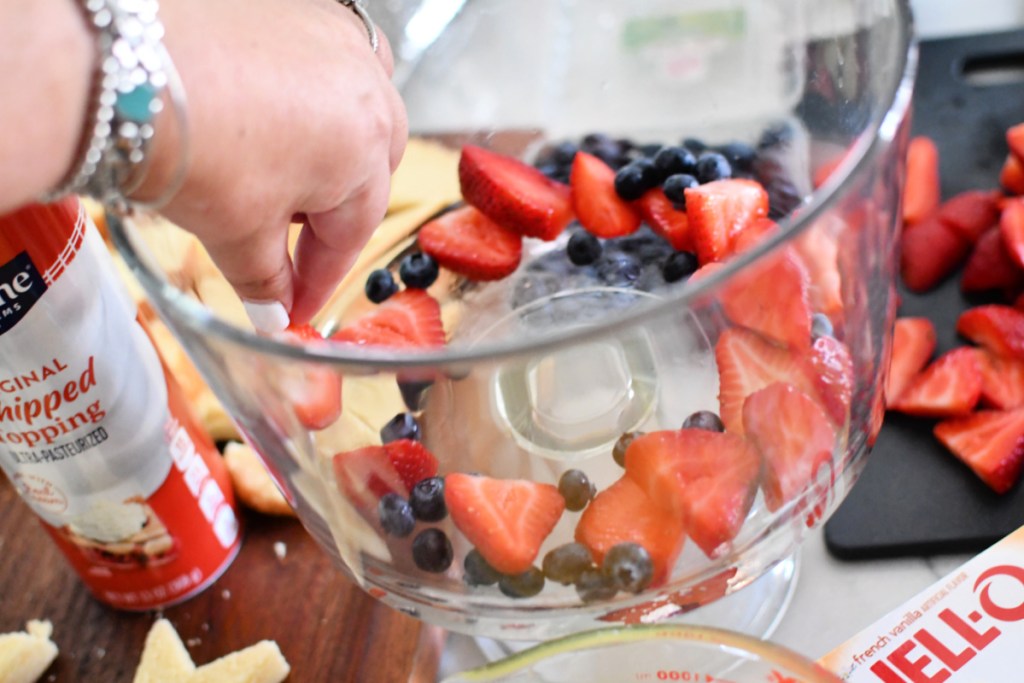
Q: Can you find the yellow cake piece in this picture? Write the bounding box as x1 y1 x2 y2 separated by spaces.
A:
389 138 461 213
132 619 289 683
223 442 294 517
0 620 58 683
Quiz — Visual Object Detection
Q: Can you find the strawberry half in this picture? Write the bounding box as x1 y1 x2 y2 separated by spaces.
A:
636 189 692 251
794 226 844 321
975 348 1024 410
445 473 564 575
731 217 779 255
903 136 940 225
808 335 854 426
624 429 761 558
961 227 1024 294
332 440 439 510
1002 154 1024 196
685 179 769 264
279 324 343 430
459 145 573 241
743 382 836 512
1008 122 1024 164
888 347 982 418
714 327 818 435
385 439 440 492
332 289 445 349
957 305 1024 361
418 205 523 281
900 215 971 293
575 476 685 587
934 408 1024 494
719 247 812 348
885 317 936 406
1000 197 1024 270
570 152 642 238
937 190 1001 244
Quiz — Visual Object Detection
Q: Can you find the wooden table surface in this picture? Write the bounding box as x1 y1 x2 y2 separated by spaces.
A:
0 477 442 682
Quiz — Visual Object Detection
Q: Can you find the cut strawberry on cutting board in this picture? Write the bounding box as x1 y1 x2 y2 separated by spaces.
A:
974 348 1024 410
961 226 1024 295
445 473 564 575
332 289 446 349
900 215 971 293
888 347 982 418
1002 154 1024 195
685 179 769 264
885 317 937 406
575 476 685 587
459 145 574 241
418 205 523 281
570 152 642 238
744 382 836 512
903 136 941 226
714 327 818 435
934 408 1024 494
957 305 1024 361
623 429 761 558
937 190 1001 244
719 247 812 348
1000 197 1024 269
279 323 343 430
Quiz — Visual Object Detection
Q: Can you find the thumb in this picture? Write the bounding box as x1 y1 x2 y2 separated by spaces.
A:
202 225 295 333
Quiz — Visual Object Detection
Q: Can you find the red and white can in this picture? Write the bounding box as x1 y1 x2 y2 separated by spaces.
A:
0 197 241 610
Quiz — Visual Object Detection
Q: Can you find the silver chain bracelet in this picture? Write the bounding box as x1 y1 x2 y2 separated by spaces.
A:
339 0 379 53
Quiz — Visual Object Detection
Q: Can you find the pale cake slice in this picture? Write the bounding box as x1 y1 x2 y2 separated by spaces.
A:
0 620 58 683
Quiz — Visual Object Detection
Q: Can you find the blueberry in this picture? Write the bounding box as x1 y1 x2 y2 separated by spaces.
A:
612 431 640 467
567 232 603 266
381 412 421 444
811 313 834 339
399 253 439 289
717 142 757 172
596 252 641 287
696 152 733 183
410 476 447 522
765 178 804 220
682 410 724 433
662 251 699 283
378 493 415 537
614 160 661 201
399 380 432 411
661 173 699 208
682 137 709 154
558 469 596 512
576 568 619 603
602 542 654 594
365 269 398 303
536 162 566 182
653 146 698 177
463 549 501 586
581 132 616 151
543 543 595 585
499 567 545 598
615 229 674 262
550 141 579 166
638 143 663 158
412 528 453 573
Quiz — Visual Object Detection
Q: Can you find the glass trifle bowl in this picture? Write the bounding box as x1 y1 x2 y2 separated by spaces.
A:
109 0 914 644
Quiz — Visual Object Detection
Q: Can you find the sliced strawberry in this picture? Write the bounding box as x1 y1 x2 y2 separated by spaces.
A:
714 327 818 435
1002 154 1024 196
885 317 936 405
974 348 1024 410
899 215 971 292
570 152 642 238
384 439 439 492
624 429 761 558
1000 197 1024 269
794 226 844 320
934 408 1024 494
957 305 1024 360
333 445 406 510
332 289 445 349
808 335 854 426
445 473 564 575
903 136 940 226
418 205 522 281
962 226 1024 294
459 145 573 241
575 476 685 587
743 382 835 512
888 347 982 418
731 217 779 255
278 324 343 430
635 189 692 251
937 190 1001 244
1008 122 1024 164
685 179 769 264
719 247 812 348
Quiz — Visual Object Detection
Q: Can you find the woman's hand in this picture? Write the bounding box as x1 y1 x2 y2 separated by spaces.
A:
141 0 407 328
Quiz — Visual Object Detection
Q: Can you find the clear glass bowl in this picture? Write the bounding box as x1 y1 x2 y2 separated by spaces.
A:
441 625 842 683
110 0 915 641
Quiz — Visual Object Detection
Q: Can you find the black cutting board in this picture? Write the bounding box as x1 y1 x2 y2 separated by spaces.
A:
824 29 1024 560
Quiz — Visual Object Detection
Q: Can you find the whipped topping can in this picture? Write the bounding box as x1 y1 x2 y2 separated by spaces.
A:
0 197 241 610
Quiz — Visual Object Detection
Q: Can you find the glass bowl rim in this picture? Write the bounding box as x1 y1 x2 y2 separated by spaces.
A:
109 0 917 369
441 624 843 682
